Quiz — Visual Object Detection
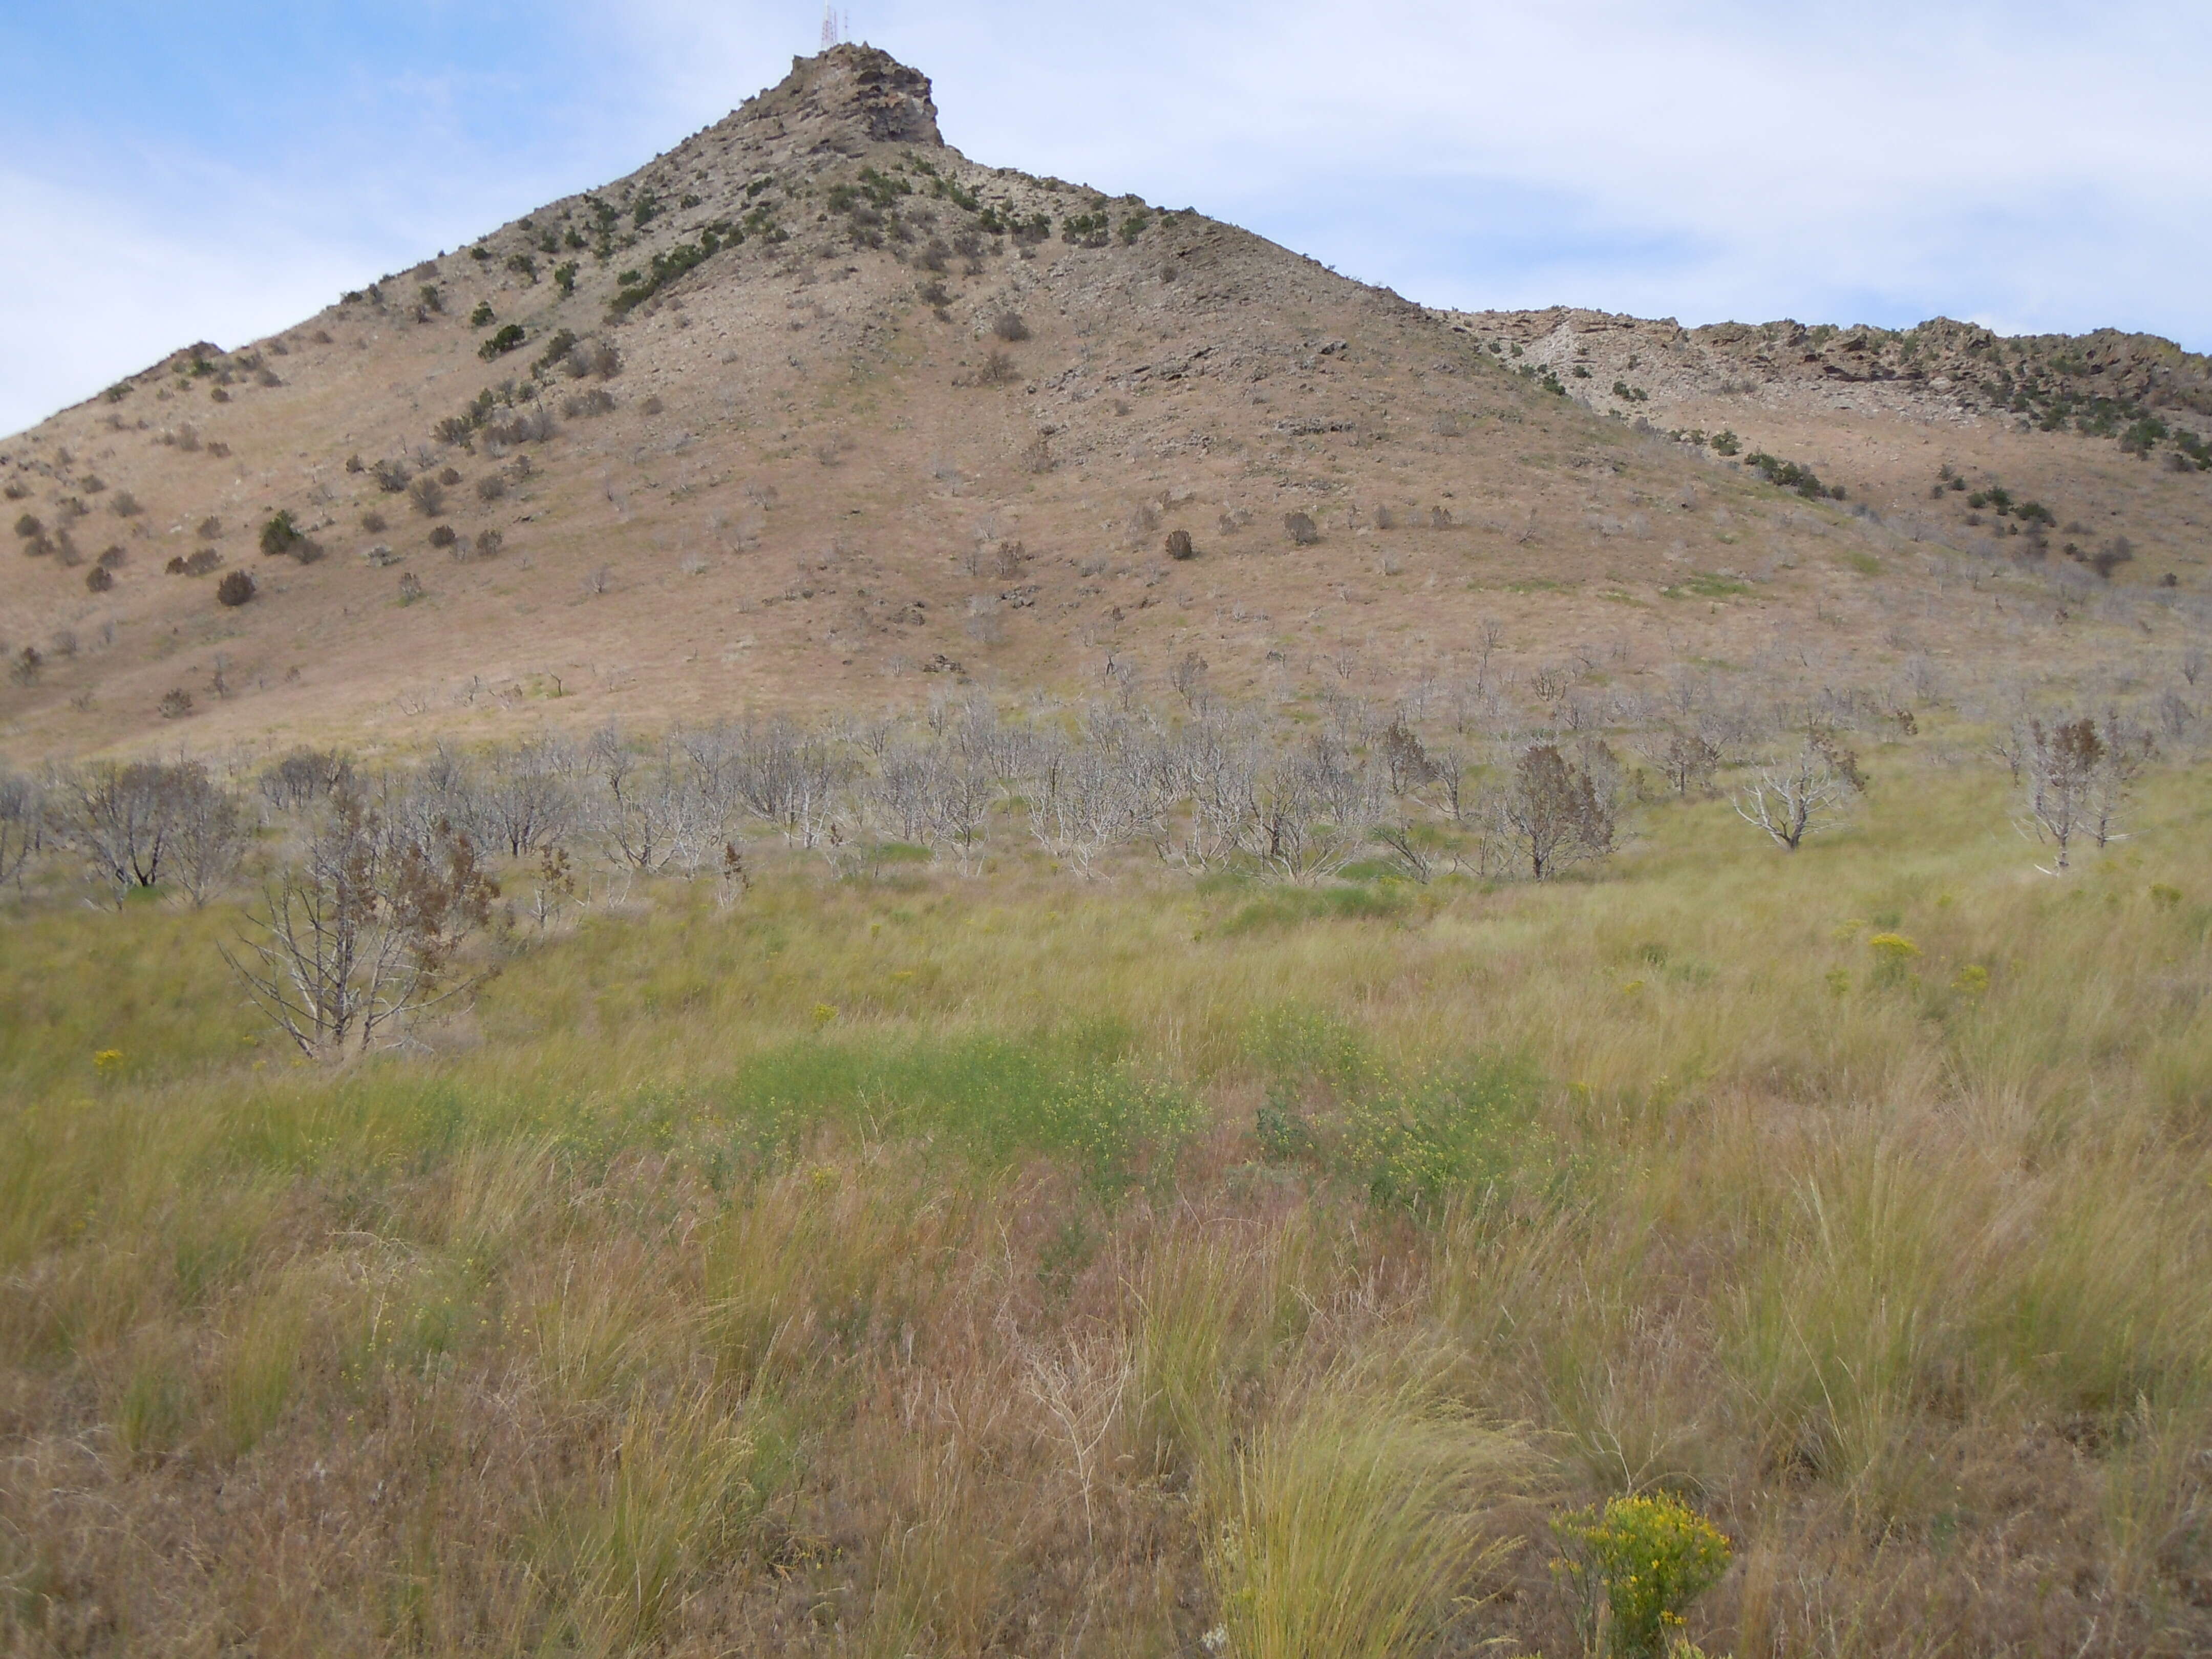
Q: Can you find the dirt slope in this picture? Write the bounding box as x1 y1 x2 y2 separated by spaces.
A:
3 46 2206 761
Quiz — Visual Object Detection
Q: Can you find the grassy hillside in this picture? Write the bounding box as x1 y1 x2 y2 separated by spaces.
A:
5 752 2209 1655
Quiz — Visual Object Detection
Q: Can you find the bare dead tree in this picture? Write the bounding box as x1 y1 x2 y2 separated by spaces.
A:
258 748 354 814
1638 727 1722 798
1371 821 1434 883
220 780 498 1056
2089 712 2153 849
1247 733 1377 882
1158 711 1262 871
2020 716 2100 872
867 744 940 845
53 761 190 904
724 719 851 847
1029 737 1139 874
167 765 250 907
479 736 576 856
1735 738 1865 853
0 769 44 888
922 749 997 869
596 748 723 877
1027 710 1161 874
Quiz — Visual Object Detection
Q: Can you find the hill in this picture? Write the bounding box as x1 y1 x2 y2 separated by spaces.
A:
7 46 2212 1659
2 44 2206 761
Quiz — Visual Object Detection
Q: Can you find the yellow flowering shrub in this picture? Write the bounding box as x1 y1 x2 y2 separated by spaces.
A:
1551 1492 1731 1657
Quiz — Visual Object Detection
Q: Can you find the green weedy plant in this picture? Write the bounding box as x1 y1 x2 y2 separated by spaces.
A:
1343 1058 1541 1211
1866 931 1920 988
1551 1493 1731 1657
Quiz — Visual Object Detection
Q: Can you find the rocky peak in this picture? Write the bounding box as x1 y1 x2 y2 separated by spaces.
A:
736 44 941 150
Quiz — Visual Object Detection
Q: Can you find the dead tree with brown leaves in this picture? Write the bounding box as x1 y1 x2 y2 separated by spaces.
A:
221 780 498 1056
2019 715 2143 873
1492 742 1616 880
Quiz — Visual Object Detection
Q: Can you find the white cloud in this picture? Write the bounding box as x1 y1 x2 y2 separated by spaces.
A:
0 165 377 439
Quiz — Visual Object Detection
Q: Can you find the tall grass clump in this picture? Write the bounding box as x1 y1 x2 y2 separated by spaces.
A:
1207 1372 1527 1658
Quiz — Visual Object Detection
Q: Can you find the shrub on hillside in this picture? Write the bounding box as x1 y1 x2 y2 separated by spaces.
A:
484 409 557 445
259 511 301 558
216 570 256 607
86 565 114 594
992 311 1030 343
1284 512 1320 547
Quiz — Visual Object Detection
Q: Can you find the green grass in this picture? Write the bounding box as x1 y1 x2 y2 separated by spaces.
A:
1661 571 1751 599
3 760 2211 1653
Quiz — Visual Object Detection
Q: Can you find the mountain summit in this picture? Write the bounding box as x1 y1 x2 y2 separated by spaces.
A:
1 47 2205 758
740 42 944 148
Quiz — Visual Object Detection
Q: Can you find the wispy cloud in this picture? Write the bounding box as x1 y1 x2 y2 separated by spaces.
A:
3 0 2206 436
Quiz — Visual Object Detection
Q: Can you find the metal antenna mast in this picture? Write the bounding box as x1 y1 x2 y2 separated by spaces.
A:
820 4 840 48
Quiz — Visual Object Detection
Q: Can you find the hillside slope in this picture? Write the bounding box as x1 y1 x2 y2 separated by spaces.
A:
2 46 2206 760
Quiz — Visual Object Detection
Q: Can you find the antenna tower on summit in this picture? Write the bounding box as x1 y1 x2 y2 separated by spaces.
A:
820 5 851 48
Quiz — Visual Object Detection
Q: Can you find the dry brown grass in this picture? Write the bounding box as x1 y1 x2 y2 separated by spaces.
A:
2 755 2210 1653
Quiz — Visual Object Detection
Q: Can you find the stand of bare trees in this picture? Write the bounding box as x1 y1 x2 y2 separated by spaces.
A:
7 647 2199 1057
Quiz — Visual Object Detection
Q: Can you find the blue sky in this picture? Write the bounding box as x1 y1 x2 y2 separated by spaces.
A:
4 1 2208 436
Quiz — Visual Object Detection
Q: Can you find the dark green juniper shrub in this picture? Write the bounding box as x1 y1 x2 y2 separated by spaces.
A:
258 511 301 558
